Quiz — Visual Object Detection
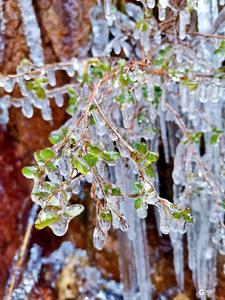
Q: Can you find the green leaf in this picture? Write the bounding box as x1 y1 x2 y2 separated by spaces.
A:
210 127 223 144
137 111 145 124
72 158 89 174
134 198 143 209
103 183 112 194
32 191 49 199
82 145 101 167
40 148 55 160
49 128 69 145
35 86 46 99
66 104 77 116
34 150 45 165
180 208 194 223
172 211 182 220
67 86 76 95
89 113 95 126
135 20 149 32
119 73 128 87
142 85 148 99
134 181 143 194
49 134 60 145
35 78 48 84
22 166 39 179
153 85 162 109
182 78 198 91
214 41 225 57
92 66 103 78
189 131 203 144
100 151 120 163
132 142 147 155
47 161 57 171
154 46 172 66
83 153 98 167
144 163 154 179
210 133 219 144
35 217 59 230
42 181 56 192
221 200 225 210
115 94 125 105
100 211 112 222
146 151 159 163
35 211 60 230
111 187 122 196
26 81 34 91
89 145 101 155
183 214 194 222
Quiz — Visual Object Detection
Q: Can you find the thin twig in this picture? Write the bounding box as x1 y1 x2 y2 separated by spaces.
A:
4 204 39 300
188 31 225 40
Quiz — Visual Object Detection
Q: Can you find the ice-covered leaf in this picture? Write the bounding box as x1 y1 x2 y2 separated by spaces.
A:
72 158 89 174
35 209 60 230
40 148 55 160
100 150 120 163
22 166 39 179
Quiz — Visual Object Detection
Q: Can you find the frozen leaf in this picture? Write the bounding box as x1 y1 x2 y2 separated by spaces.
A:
22 166 39 179
100 150 120 163
72 158 89 174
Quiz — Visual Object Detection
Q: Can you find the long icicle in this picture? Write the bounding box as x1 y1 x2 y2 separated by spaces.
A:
18 0 44 65
0 0 6 63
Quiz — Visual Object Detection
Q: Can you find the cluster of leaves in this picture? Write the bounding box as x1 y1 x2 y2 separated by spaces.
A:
20 56 198 240
132 141 159 179
173 208 194 223
185 126 223 145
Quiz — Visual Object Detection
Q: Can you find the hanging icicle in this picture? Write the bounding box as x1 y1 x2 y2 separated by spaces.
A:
18 0 44 65
0 0 6 63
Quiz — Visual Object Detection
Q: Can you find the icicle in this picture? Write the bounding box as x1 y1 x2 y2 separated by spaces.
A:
47 68 56 87
122 105 134 129
159 0 168 9
54 93 64 107
21 99 33 118
41 99 52 121
71 179 81 194
0 96 10 124
49 219 69 236
170 232 184 291
159 108 170 163
158 5 166 21
93 223 108 250
65 65 75 77
0 0 6 63
58 157 70 177
113 164 153 300
4 78 15 93
17 77 28 96
197 0 214 33
187 192 217 299
179 11 187 40
147 0 155 9
104 0 114 25
18 0 44 65
90 4 109 57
